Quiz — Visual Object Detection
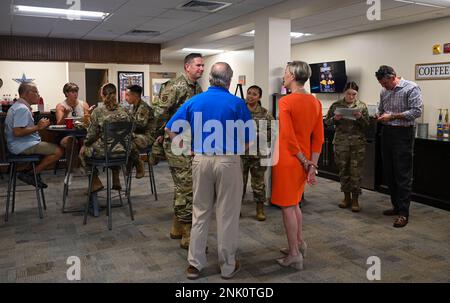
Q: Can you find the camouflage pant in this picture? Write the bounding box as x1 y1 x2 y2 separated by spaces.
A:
241 157 267 204
79 143 123 175
149 140 166 165
163 139 193 223
334 144 366 194
130 134 153 165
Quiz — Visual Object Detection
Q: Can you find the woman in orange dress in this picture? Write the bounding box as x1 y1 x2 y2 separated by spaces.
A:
271 61 324 270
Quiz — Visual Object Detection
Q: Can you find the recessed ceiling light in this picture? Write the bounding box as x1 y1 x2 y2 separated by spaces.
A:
241 30 313 38
182 48 225 54
12 5 109 21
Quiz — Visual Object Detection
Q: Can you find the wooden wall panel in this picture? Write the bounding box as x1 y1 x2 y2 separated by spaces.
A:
0 36 160 64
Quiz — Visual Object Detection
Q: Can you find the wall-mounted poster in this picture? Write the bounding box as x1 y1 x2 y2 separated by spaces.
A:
118 72 144 103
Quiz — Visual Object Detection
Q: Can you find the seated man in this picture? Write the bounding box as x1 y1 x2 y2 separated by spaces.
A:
125 85 156 178
5 82 64 187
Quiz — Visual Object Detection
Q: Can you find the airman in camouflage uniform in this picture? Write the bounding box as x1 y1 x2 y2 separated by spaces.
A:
80 91 131 193
325 82 369 212
125 85 156 178
152 53 204 249
241 86 274 221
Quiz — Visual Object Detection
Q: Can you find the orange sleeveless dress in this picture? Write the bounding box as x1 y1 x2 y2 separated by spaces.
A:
271 93 324 207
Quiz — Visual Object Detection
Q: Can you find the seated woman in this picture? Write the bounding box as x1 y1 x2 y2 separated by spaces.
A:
79 83 131 192
55 82 95 177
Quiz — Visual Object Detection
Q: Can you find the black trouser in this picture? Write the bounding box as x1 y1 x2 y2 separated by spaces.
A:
381 125 415 217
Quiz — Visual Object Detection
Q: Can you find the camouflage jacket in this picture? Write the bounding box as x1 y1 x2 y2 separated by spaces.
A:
153 73 203 138
130 99 155 144
84 106 132 153
242 103 275 158
324 98 369 146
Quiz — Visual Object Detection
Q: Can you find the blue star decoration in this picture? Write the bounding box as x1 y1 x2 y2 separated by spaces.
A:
13 73 35 84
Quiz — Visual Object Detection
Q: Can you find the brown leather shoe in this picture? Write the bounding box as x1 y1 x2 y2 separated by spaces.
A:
383 209 399 216
393 216 408 228
186 265 200 280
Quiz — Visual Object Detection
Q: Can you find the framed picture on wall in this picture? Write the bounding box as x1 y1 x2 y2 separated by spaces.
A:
118 71 144 103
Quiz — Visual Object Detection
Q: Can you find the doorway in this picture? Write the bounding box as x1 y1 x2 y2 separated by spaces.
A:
85 69 108 106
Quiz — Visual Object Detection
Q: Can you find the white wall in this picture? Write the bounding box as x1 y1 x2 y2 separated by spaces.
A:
294 17 450 135
199 50 255 97
0 61 68 112
0 59 184 111
84 59 184 98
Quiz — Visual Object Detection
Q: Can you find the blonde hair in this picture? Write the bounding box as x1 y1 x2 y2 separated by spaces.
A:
101 83 118 111
287 61 311 85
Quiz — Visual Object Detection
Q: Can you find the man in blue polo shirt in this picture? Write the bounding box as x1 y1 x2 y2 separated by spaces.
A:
166 62 255 280
5 82 64 187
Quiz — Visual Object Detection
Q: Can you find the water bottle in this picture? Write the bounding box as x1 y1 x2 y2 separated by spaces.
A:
444 109 449 139
436 109 443 138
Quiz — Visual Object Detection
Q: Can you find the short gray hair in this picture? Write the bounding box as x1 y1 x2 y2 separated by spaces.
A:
209 62 233 88
18 82 37 96
287 61 311 85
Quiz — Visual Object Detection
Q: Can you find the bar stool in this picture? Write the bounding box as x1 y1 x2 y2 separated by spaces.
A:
142 147 158 201
83 121 135 230
0 126 46 221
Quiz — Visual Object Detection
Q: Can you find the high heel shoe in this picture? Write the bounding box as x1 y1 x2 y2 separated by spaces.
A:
276 254 303 270
280 241 307 258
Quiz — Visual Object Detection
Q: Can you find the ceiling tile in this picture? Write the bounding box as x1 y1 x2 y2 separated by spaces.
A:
11 15 56 36
48 19 99 38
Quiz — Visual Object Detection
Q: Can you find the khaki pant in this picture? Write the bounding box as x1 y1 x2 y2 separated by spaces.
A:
21 142 58 155
188 154 243 277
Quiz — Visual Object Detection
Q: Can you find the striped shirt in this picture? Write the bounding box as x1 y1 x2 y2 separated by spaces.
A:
377 78 422 127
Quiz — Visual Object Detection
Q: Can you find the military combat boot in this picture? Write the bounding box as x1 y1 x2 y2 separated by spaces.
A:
170 216 182 239
135 159 145 179
91 174 104 193
112 168 121 191
351 193 361 212
256 202 266 221
338 192 351 208
180 223 192 249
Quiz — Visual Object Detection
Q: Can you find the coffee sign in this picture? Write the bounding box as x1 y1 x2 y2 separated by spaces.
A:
415 62 450 80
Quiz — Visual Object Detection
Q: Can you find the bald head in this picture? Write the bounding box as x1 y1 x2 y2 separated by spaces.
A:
209 62 233 89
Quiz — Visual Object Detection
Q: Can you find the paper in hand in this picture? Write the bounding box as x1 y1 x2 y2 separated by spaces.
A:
334 108 360 120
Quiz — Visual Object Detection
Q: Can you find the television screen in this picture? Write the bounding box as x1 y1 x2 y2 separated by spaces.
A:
309 60 347 93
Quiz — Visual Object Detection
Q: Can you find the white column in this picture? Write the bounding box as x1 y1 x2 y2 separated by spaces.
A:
254 17 291 112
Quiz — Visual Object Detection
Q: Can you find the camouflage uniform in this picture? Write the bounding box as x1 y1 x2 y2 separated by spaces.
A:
80 106 131 170
325 98 369 194
129 99 156 165
152 74 202 223
241 103 274 204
